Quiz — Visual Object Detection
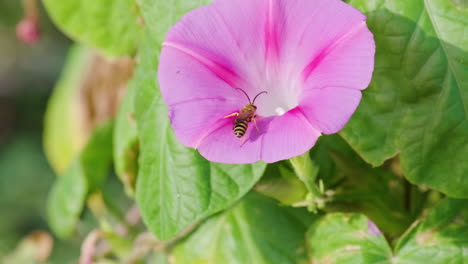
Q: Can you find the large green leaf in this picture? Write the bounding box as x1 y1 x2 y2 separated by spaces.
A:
138 0 212 41
47 122 113 238
307 213 392 264
42 0 143 56
43 45 92 174
307 198 468 263
394 198 468 263
173 192 312 264
113 79 139 196
134 33 266 240
343 0 468 197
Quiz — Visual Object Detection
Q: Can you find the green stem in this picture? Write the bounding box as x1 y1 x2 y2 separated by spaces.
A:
289 153 324 211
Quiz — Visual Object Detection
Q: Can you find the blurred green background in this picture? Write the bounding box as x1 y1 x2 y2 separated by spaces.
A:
0 0 80 262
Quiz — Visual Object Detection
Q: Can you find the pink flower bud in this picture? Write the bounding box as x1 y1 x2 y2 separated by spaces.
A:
16 18 40 44
368 219 383 236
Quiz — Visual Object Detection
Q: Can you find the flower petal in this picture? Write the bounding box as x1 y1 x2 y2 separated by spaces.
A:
198 108 321 164
299 87 362 134
301 23 375 90
197 118 263 164
168 98 239 148
161 0 273 95
260 108 321 163
267 0 373 90
158 47 242 106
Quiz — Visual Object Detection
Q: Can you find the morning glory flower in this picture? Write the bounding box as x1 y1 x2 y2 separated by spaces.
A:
158 0 375 164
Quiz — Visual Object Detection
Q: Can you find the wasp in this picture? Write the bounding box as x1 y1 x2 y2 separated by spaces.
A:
224 88 268 145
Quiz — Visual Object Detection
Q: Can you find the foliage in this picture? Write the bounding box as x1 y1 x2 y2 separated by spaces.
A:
43 45 92 173
18 0 468 262
307 198 468 263
342 0 468 197
42 0 143 56
47 121 113 238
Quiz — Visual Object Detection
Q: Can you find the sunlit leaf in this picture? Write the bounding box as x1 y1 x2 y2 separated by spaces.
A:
307 213 392 264
44 45 134 174
43 0 143 56
43 46 91 174
138 0 212 42
173 192 312 264
344 0 468 197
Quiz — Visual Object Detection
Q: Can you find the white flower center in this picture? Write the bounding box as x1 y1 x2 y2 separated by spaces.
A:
252 70 301 117
275 107 286 116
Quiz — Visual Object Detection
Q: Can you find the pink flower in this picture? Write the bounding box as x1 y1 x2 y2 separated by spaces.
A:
367 219 382 236
158 0 375 164
16 19 40 44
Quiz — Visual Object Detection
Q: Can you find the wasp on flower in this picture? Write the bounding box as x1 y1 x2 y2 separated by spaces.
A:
224 88 267 145
158 0 375 164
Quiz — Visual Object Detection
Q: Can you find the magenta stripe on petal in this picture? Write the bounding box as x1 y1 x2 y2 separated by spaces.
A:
301 22 368 83
163 41 242 88
265 0 279 62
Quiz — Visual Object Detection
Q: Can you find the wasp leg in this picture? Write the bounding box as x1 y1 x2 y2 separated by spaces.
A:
240 135 247 147
224 112 239 118
253 116 260 132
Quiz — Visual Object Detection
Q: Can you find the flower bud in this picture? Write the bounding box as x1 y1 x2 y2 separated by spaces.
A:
16 18 40 44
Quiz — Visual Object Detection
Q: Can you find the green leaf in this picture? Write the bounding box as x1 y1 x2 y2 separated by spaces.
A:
254 162 308 206
47 121 113 238
290 153 320 194
290 152 324 212
43 0 143 56
307 213 392 264
43 45 92 174
47 161 87 238
394 198 468 263
138 0 212 42
113 80 139 196
343 0 468 197
310 135 412 236
173 192 312 264
134 33 266 240
307 198 468 263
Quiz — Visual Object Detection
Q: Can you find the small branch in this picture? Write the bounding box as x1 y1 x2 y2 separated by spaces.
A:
80 230 103 264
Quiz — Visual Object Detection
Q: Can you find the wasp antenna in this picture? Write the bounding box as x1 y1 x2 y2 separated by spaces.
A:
252 91 268 104
235 88 252 104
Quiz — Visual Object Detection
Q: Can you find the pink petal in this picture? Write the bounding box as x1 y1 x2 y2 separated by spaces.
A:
271 0 369 73
158 47 242 106
198 109 321 164
301 23 375 90
197 118 263 164
260 108 321 163
368 219 383 236
162 0 272 95
299 87 362 134
168 98 239 148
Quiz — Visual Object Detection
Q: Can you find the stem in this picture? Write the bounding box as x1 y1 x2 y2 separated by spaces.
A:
23 0 39 21
289 153 324 211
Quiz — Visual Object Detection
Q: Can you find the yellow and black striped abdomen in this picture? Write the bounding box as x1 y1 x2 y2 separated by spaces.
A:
234 120 249 138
